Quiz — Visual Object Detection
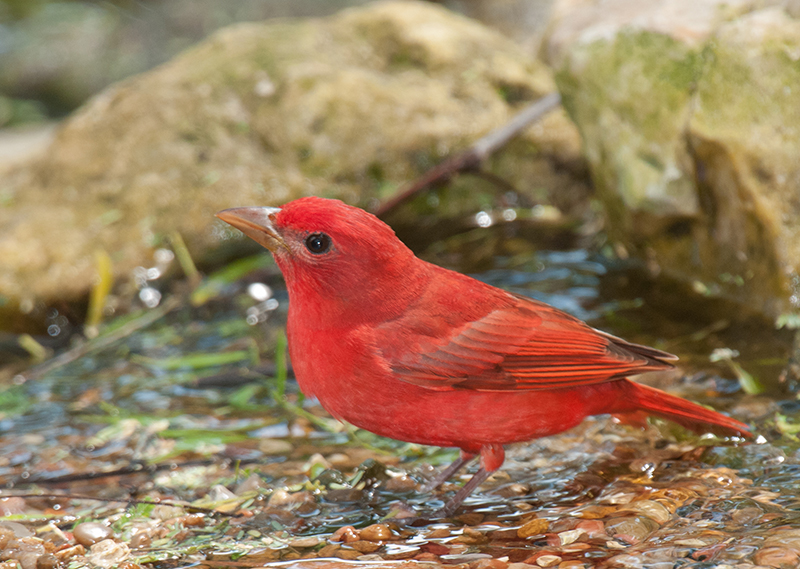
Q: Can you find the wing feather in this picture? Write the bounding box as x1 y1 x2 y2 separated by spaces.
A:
388 292 675 392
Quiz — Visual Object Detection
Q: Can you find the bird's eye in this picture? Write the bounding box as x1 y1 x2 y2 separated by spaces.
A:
305 233 331 254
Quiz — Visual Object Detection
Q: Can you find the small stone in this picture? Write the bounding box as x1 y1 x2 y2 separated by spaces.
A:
35 554 58 569
129 532 151 549
289 537 322 548
558 529 585 546
317 544 340 557
267 490 313 508
1 537 45 569
86 540 130 569
754 546 799 568
327 453 351 466
348 540 381 553
425 528 451 539
576 520 606 538
455 528 487 545
622 500 671 524
330 526 360 543
383 475 418 492
518 519 549 538
73 522 114 547
55 545 85 561
0 498 26 517
473 559 509 569
207 484 236 502
335 548 362 560
360 524 393 541
234 473 267 495
536 554 562 567
258 439 294 455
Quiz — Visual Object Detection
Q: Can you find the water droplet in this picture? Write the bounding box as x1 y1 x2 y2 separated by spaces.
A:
146 267 161 280
475 211 492 228
154 248 175 264
139 287 161 308
248 283 272 301
47 324 61 336
502 209 517 222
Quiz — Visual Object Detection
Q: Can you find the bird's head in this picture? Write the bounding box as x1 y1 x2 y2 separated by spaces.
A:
216 197 425 322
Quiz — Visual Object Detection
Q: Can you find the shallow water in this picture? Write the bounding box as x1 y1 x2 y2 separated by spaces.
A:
0 216 797 568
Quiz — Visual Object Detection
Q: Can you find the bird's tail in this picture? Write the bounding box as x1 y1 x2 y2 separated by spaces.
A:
623 380 752 438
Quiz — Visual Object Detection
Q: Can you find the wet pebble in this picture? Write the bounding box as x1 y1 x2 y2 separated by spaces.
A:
754 546 799 568
534 554 561 567
267 490 313 508
54 544 85 561
234 473 267 494
73 522 114 547
129 531 151 550
360 524 393 541
518 519 549 538
605 515 659 544
258 439 293 455
456 528 488 545
0 537 45 569
207 484 237 502
426 528 452 539
0 498 26 517
622 500 671 524
317 544 340 557
348 540 381 554
289 537 322 548
87 540 130 569
473 558 509 569
35 553 58 569
558 529 585 546
383 474 418 492
330 525 359 543
575 520 606 538
335 548 361 560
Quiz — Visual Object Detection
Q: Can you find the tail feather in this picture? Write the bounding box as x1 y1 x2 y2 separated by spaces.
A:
626 381 751 438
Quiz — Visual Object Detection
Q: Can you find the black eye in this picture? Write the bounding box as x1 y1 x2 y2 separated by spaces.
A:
305 233 331 254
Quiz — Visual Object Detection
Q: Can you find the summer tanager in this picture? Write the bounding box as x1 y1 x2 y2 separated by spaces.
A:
217 197 750 515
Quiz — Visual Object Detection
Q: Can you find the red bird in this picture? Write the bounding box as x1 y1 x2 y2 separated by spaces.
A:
217 197 750 515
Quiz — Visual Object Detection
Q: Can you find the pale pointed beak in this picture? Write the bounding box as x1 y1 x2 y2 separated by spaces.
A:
216 206 288 253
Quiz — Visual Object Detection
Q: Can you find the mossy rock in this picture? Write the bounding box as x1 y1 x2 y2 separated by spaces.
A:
552 2 800 318
0 0 582 321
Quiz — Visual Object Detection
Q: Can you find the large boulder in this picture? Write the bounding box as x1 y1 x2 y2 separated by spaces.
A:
547 0 800 319
0 0 581 318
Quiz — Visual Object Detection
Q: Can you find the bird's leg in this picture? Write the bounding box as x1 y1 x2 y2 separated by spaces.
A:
422 450 476 492
435 444 505 517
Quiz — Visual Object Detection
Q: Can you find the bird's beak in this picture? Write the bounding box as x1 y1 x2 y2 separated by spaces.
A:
216 207 288 253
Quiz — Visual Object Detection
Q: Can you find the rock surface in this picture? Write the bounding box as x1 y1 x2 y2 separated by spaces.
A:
0 0 580 314
547 0 800 318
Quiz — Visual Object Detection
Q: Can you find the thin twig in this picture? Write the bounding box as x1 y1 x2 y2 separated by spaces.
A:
6 457 253 486
2 493 242 517
374 92 561 218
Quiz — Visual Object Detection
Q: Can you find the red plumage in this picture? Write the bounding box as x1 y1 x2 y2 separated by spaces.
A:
217 196 750 515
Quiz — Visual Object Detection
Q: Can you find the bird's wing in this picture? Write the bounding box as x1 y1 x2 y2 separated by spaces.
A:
387 293 676 392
